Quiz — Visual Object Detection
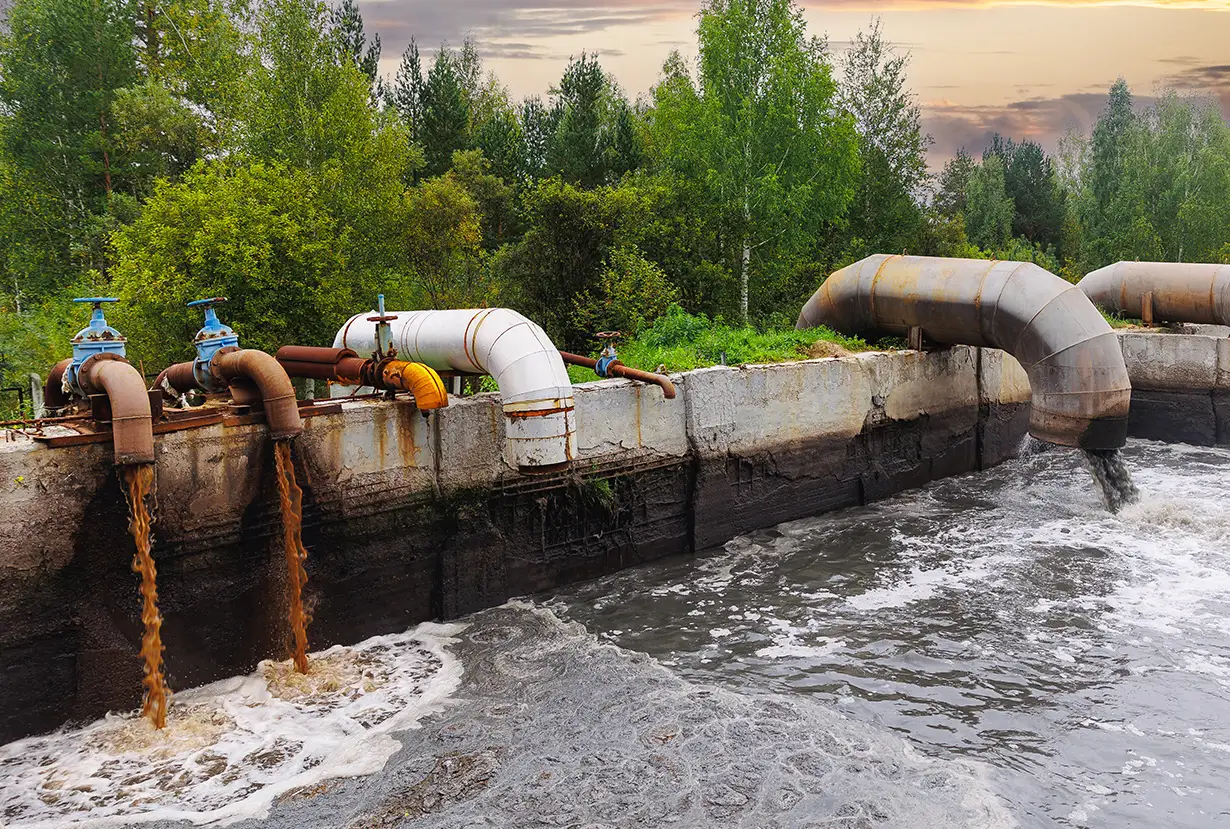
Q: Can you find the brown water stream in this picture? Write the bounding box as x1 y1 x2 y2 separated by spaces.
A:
273 440 311 673
122 463 169 729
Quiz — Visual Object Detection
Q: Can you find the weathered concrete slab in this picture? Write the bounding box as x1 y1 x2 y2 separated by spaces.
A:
1119 332 1219 391
1127 390 1217 446
573 377 688 461
1114 330 1230 445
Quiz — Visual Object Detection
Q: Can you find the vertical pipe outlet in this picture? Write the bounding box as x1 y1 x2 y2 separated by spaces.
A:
210 348 303 440
797 254 1132 450
335 308 575 472
77 354 156 465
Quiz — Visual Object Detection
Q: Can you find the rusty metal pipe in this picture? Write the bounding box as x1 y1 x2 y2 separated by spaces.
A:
1078 261 1230 325
274 346 367 384
275 346 448 410
558 351 677 399
797 254 1132 450
77 355 155 465
211 348 303 439
43 358 72 409
152 361 197 397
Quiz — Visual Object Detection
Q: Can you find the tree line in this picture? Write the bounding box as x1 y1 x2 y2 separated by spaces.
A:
1 0 1228 389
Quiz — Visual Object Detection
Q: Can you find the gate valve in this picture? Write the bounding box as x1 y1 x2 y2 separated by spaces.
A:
365 293 398 360
594 331 623 378
64 298 128 398
187 297 239 392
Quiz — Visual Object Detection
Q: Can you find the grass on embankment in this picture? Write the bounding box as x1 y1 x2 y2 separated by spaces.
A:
565 306 873 383
1098 308 1146 329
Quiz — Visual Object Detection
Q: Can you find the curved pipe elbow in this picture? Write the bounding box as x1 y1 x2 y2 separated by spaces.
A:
797 254 1132 450
381 361 448 410
77 356 155 465
1079 261 1230 326
211 349 303 440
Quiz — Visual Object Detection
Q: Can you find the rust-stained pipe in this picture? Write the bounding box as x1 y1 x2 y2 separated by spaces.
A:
77 354 155 465
274 346 449 411
152 361 197 397
43 358 72 409
797 254 1132 450
558 351 677 400
1078 261 1230 325
211 348 303 439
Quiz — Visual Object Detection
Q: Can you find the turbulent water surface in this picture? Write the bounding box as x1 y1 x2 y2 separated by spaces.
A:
1 439 1228 828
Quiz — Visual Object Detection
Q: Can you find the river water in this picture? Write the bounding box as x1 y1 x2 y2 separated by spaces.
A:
2 439 1228 828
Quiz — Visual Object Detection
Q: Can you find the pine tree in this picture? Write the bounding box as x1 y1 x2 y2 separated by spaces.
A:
329 0 382 102
391 39 424 133
419 47 470 176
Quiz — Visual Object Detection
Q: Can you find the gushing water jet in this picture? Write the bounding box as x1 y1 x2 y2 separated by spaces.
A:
44 299 167 726
156 298 310 672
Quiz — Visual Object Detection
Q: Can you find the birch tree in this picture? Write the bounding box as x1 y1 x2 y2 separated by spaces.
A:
648 0 858 322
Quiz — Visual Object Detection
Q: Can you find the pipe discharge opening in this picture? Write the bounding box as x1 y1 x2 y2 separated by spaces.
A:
796 254 1132 450
1078 261 1230 326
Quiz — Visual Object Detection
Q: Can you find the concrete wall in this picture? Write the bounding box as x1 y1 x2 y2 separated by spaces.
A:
1117 331 1230 445
0 346 1031 742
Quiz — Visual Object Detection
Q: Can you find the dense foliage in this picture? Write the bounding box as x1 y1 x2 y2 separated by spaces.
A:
2 0 1229 392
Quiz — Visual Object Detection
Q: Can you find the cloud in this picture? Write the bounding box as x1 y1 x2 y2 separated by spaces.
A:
922 91 1133 163
360 0 694 61
1164 63 1230 108
800 0 1230 7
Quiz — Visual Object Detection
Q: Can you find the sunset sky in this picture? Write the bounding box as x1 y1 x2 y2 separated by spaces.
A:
355 0 1230 167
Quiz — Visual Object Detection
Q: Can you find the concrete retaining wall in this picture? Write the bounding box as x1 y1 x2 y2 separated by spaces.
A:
1117 331 1230 445
0 346 1031 742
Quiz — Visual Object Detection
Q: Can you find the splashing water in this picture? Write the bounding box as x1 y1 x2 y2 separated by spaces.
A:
1083 447 1139 512
0 626 462 828
121 463 169 730
273 440 310 673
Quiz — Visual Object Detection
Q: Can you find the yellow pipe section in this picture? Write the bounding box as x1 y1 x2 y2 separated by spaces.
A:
381 361 449 411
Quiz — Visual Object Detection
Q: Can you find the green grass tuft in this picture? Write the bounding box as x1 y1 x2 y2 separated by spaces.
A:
563 306 874 380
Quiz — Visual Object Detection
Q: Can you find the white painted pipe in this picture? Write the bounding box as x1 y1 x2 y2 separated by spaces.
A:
334 308 576 471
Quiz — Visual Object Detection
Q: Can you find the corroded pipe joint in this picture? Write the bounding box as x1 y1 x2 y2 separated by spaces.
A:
275 346 367 385
211 348 303 440
43 358 72 410
77 354 155 465
153 361 198 397
557 351 678 400
797 254 1132 450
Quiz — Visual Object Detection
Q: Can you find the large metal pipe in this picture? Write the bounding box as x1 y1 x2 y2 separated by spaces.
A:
335 308 575 471
796 254 1132 450
1078 261 1230 325
76 354 155 465
557 351 677 399
210 348 303 440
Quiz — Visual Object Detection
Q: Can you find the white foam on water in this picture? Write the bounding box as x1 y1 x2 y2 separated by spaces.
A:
0 623 464 828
